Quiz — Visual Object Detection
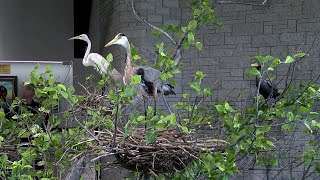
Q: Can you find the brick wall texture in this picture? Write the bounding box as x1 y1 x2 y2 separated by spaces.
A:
90 0 320 179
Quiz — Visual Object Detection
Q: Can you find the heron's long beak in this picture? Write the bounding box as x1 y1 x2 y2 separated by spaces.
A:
251 63 259 67
68 35 81 40
105 38 118 47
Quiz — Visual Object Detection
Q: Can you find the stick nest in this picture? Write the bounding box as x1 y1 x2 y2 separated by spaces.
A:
91 128 229 174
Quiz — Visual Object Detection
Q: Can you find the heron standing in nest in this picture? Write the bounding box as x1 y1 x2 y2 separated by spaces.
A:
105 33 176 116
69 34 122 83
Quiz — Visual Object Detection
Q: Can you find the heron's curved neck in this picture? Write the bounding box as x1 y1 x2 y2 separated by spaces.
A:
125 42 132 67
84 38 91 63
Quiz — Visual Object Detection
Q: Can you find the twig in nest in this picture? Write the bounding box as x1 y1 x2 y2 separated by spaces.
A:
77 82 91 95
91 153 112 162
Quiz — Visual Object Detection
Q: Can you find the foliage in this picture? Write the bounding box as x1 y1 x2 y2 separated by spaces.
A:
0 65 86 179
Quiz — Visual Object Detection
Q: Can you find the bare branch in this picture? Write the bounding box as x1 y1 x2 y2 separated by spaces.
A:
218 0 268 6
161 91 173 114
73 114 100 142
128 0 176 45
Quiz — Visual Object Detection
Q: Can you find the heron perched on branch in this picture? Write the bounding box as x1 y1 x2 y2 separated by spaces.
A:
105 33 176 115
251 62 280 100
69 34 122 83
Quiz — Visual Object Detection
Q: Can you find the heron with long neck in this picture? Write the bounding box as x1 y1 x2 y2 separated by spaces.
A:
105 33 176 115
251 62 280 100
69 34 122 83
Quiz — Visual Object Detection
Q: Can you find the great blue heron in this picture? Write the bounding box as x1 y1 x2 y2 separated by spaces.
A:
251 62 280 100
105 33 176 115
69 34 122 83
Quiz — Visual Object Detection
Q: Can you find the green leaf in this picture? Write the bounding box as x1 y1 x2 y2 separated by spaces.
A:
282 124 294 131
145 130 158 144
61 91 69 99
188 20 198 30
160 51 166 57
181 26 187 32
316 162 320 173
123 86 136 97
23 165 33 169
294 52 307 58
130 75 141 85
167 113 176 126
245 68 260 77
57 84 67 91
251 55 265 61
106 53 113 62
189 82 201 93
182 93 189 99
304 119 313 133
262 125 271 132
311 120 320 128
37 161 46 166
152 30 161 36
215 104 226 114
196 42 203 50
266 140 275 147
299 106 310 113
285 56 295 64
203 87 212 95
178 125 188 133
34 63 40 69
261 55 274 63
270 58 281 68
195 71 205 79
187 32 195 43
224 103 235 112
171 69 181 75
133 55 141 60
216 162 225 171
45 65 52 73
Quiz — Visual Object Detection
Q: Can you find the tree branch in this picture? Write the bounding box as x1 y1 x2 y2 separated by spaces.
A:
128 0 176 45
218 0 268 6
73 114 100 142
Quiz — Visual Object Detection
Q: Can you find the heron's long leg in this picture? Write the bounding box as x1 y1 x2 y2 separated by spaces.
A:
144 99 147 129
152 87 157 116
153 97 157 116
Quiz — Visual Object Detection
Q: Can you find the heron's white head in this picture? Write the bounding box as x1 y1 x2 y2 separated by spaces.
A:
69 34 89 41
104 33 129 49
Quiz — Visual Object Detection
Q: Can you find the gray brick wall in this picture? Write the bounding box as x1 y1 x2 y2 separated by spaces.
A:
94 0 320 179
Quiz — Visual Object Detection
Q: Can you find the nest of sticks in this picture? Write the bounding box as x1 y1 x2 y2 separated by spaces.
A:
76 86 228 174
92 127 229 174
